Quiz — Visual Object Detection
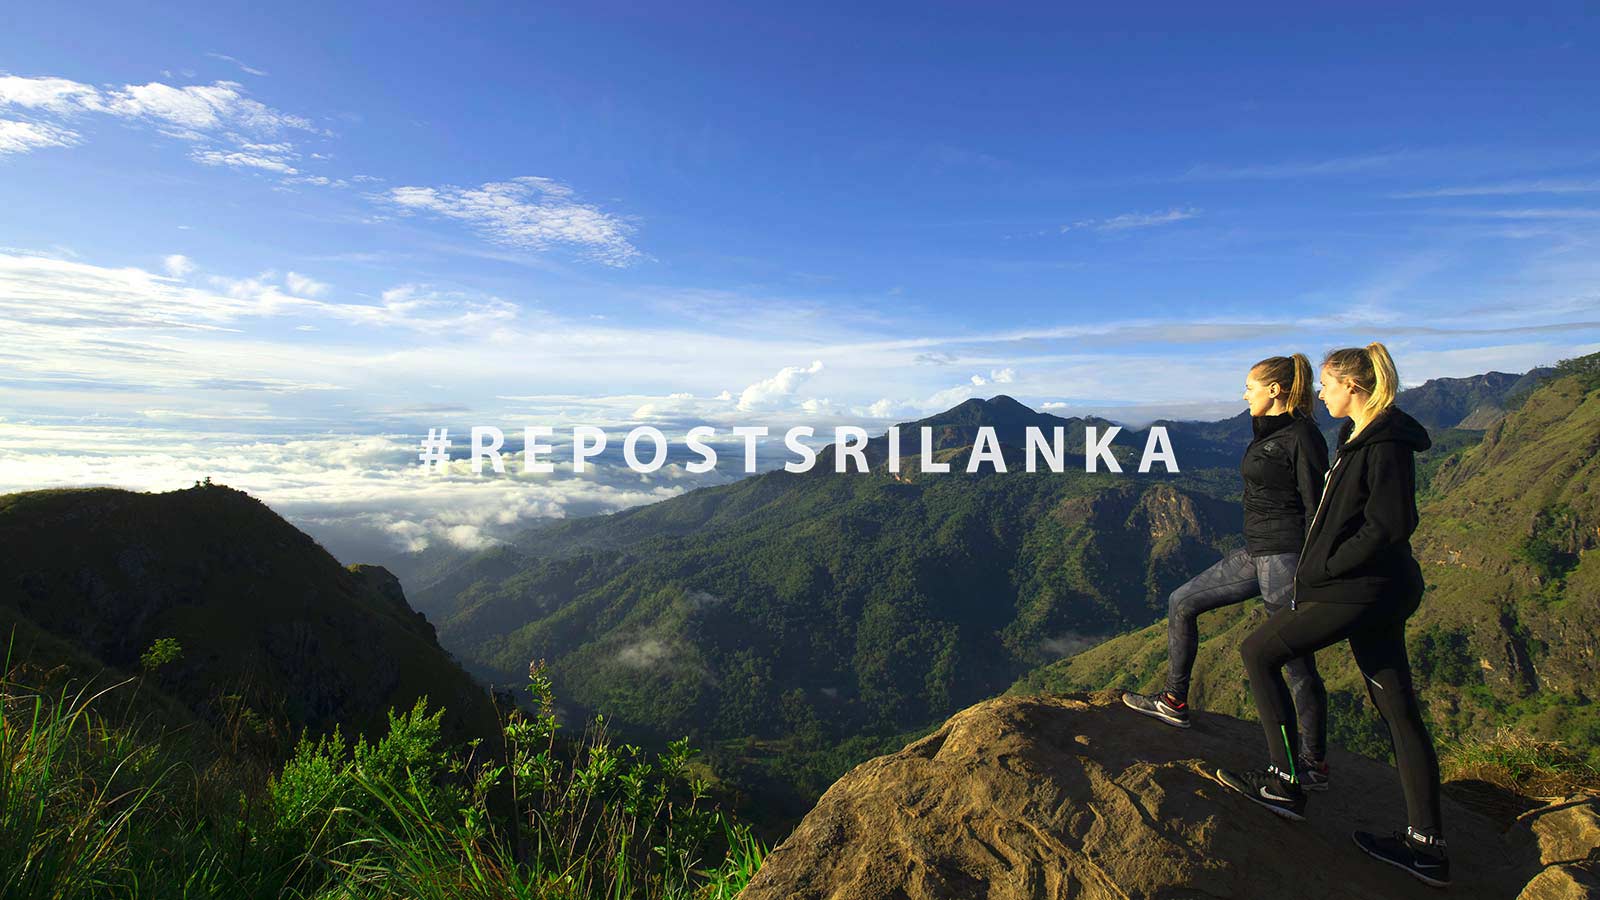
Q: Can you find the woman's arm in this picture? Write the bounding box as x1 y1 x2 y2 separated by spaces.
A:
1321 442 1418 580
1294 423 1330 536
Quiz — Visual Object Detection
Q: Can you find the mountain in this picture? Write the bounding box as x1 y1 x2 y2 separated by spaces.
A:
742 691 1583 900
1399 367 1556 431
395 364 1561 812
408 435 1244 819
0 483 502 750
1014 354 1600 765
810 395 1160 474
1154 367 1553 472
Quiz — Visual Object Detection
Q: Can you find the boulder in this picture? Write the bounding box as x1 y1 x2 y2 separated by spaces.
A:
741 691 1536 899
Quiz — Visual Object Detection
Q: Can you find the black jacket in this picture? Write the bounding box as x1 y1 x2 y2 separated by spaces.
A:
1240 411 1329 556
1293 405 1432 606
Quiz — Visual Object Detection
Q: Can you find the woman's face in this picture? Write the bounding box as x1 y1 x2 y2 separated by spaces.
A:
1243 370 1281 416
1318 365 1360 418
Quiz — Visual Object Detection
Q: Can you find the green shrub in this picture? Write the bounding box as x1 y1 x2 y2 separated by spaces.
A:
2 644 765 900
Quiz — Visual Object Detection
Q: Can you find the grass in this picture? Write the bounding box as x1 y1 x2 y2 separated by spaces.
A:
1441 728 1600 800
0 634 768 900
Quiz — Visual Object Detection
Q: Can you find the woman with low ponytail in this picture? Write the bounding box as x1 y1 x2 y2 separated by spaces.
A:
1215 342 1449 889
1123 353 1332 785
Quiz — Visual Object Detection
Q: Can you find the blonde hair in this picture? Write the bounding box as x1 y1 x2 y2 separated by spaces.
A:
1323 342 1399 417
1251 353 1315 417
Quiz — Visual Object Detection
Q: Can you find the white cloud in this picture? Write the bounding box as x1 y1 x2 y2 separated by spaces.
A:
0 75 312 136
103 80 312 133
1391 178 1600 199
735 360 824 411
1182 151 1406 181
0 253 516 337
0 76 104 113
205 52 269 77
163 254 195 277
1063 207 1199 233
0 119 78 154
0 73 319 177
970 374 987 385
1426 208 1600 221
990 367 1015 383
191 148 298 174
383 176 640 266
0 426 720 563
285 271 329 298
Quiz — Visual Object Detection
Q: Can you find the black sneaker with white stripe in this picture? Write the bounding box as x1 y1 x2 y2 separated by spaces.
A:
1215 766 1306 820
1298 754 1331 792
1352 829 1450 888
1121 690 1191 728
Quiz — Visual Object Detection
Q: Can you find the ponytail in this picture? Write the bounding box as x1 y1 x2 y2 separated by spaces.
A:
1323 342 1400 417
1364 342 1398 416
1251 354 1315 417
1288 353 1314 417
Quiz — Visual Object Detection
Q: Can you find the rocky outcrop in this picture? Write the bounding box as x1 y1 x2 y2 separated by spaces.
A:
741 692 1561 899
1515 798 1600 899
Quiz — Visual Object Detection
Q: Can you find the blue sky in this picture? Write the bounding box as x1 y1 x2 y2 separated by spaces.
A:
2 3 1598 560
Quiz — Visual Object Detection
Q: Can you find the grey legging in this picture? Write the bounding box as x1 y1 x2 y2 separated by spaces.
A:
1164 546 1328 761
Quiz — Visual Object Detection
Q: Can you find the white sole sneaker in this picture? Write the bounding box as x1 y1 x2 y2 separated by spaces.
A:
1120 691 1192 728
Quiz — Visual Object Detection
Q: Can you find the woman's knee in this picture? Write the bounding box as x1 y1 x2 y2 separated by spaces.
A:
1167 587 1195 620
1241 627 1292 674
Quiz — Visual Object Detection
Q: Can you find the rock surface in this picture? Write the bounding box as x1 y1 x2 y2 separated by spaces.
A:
741 691 1555 900
1516 798 1600 899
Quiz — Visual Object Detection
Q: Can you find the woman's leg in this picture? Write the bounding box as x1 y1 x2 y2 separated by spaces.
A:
1164 547 1261 702
1348 603 1443 836
1253 552 1329 763
1238 600 1370 778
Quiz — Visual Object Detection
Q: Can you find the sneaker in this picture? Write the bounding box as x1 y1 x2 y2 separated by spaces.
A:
1121 690 1191 728
1298 755 1331 792
1215 766 1306 821
1352 829 1450 888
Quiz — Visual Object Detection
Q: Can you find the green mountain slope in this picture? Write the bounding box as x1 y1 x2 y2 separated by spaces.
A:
1012 355 1600 764
429 469 1241 738
0 483 501 750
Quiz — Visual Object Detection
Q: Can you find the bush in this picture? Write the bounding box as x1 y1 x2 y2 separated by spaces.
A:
2 645 766 900
1554 351 1600 393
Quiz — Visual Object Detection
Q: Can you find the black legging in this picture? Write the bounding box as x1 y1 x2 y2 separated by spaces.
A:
1240 594 1442 834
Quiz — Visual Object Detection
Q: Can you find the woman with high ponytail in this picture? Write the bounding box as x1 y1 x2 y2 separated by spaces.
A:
1216 342 1449 888
1123 353 1331 783
1324 342 1400 426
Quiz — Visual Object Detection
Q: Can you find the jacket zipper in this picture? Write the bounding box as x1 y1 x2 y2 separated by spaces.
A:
1292 455 1343 610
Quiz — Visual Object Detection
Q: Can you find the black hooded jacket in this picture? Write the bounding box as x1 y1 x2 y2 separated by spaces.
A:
1240 411 1330 555
1293 405 1433 606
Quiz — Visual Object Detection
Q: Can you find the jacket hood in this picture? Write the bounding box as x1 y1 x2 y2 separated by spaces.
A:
1336 405 1432 453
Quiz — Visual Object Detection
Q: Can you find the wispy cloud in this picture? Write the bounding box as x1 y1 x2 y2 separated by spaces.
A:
0 252 515 335
1062 207 1199 233
382 176 642 266
191 147 299 174
163 254 195 277
0 72 319 177
285 271 329 298
1421 207 1600 220
1392 178 1600 199
1183 151 1406 181
0 119 78 154
205 52 269 77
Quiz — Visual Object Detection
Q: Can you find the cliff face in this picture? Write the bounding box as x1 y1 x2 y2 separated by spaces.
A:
740 692 1587 900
